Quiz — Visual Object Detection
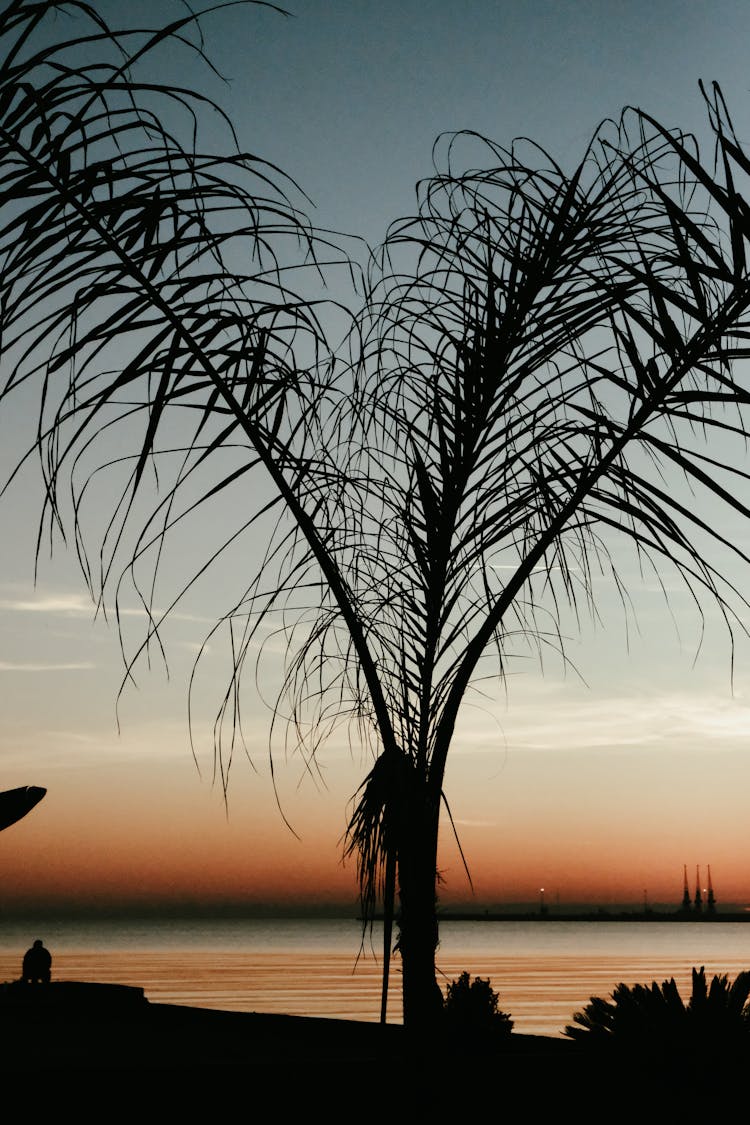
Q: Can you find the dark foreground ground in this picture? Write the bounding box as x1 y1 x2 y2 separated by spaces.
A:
0 982 743 1117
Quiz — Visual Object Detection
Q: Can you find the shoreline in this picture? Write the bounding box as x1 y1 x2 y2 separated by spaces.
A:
0 981 739 1112
0 981 583 1110
434 910 749 922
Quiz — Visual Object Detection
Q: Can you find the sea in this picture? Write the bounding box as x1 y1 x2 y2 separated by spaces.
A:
3 916 750 1037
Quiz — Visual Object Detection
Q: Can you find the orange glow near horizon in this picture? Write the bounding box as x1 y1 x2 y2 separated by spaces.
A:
3 736 750 915
0 754 361 912
4 605 750 918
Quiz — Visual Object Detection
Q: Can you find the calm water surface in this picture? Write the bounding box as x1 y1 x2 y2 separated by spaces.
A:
3 917 750 1037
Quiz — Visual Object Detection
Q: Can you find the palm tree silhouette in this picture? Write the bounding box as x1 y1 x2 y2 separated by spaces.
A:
3 3 750 1029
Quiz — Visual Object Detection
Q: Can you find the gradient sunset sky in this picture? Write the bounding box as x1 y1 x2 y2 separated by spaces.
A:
3 0 750 916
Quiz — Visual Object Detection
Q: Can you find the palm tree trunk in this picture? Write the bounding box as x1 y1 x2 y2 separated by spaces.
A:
396 797 444 1029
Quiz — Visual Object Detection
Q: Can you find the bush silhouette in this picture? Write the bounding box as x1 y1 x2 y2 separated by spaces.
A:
443 971 513 1040
565 966 750 1060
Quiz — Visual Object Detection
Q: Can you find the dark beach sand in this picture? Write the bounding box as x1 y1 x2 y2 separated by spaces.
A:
0 982 738 1115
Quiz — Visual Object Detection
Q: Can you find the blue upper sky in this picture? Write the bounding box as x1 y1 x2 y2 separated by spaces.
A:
3 0 750 912
194 0 750 246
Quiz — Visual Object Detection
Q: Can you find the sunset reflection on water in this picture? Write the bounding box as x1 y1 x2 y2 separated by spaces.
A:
2 920 750 1037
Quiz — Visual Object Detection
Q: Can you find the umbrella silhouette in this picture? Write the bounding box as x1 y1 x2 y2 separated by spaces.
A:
0 787 46 832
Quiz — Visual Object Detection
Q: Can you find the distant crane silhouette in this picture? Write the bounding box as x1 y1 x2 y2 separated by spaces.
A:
682 864 691 912
707 865 716 915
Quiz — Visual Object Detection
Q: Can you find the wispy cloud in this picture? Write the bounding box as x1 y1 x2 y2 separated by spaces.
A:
453 678 750 755
0 717 199 769
491 564 581 573
0 593 95 615
453 818 498 829
0 590 214 625
0 661 94 672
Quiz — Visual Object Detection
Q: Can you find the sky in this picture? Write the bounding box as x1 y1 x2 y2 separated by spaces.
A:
3 0 750 917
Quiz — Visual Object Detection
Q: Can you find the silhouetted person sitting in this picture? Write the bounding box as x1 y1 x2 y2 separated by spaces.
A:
22 939 51 984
